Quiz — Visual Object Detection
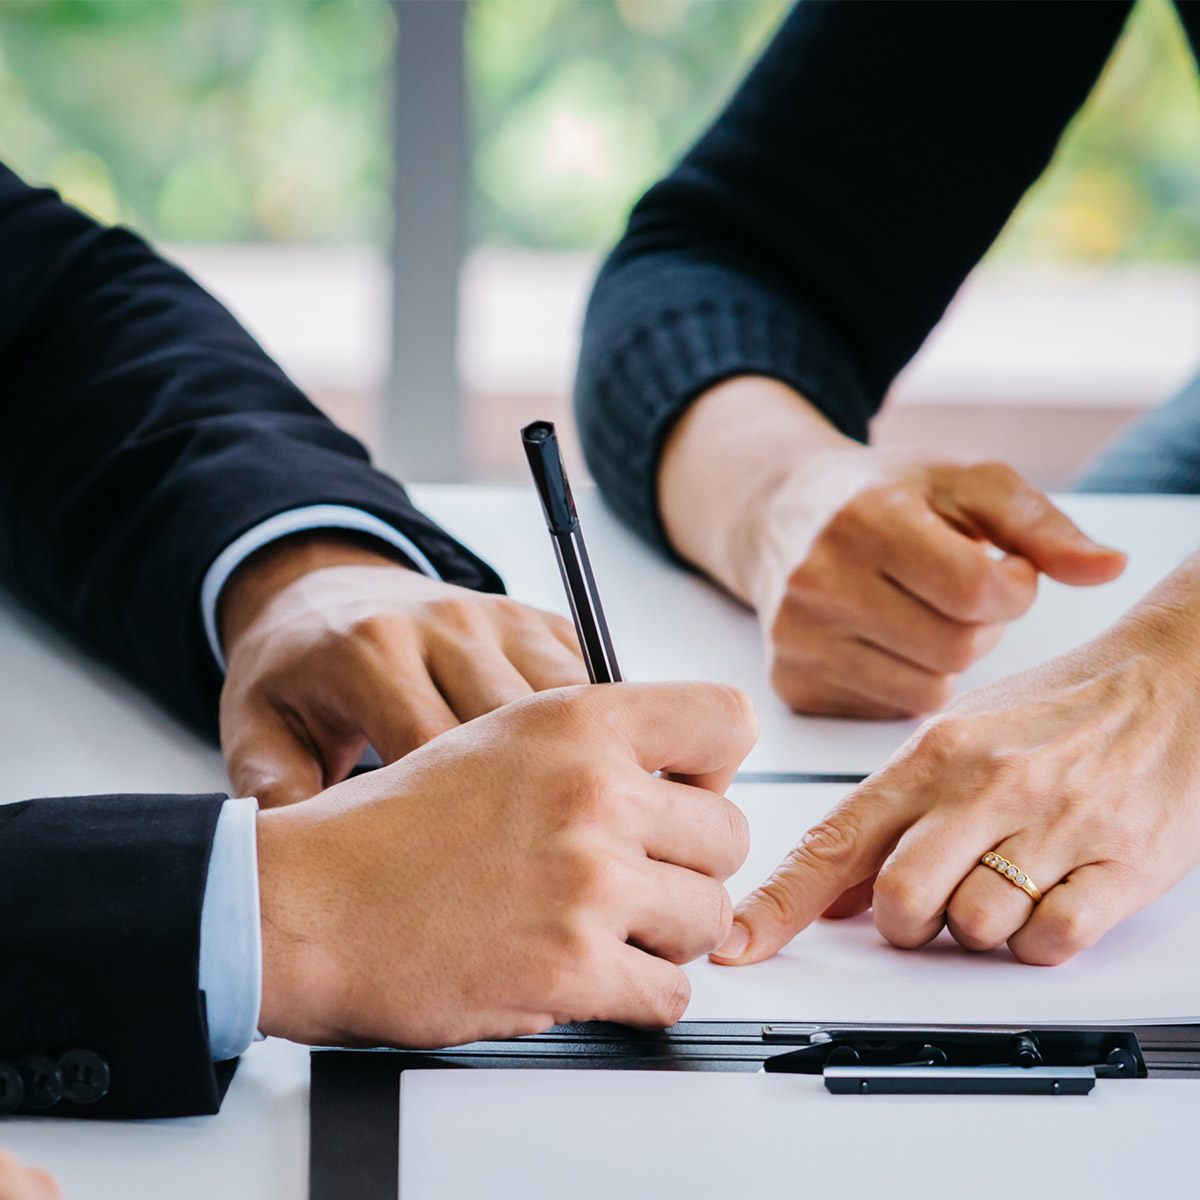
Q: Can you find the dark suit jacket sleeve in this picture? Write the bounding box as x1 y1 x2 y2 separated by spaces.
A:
0 792 230 1119
573 0 1133 552
0 162 503 738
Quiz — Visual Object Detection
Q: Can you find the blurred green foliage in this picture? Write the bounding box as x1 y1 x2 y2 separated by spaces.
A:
468 0 789 248
994 0 1200 261
0 0 1196 260
0 0 395 242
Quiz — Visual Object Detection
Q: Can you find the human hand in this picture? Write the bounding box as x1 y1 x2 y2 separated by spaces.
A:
255 680 757 1049
712 553 1200 967
0 1153 61 1200
218 532 587 806
656 375 1125 720
746 447 1127 718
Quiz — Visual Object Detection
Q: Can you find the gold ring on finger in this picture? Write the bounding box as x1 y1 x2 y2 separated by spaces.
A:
980 852 1043 904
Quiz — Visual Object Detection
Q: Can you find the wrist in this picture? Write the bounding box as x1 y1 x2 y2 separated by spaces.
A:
658 375 858 605
255 804 347 1045
218 532 414 659
1110 552 1200 681
737 440 875 613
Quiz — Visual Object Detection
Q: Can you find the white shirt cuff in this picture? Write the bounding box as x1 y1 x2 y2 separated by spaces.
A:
199 505 443 671
199 796 263 1062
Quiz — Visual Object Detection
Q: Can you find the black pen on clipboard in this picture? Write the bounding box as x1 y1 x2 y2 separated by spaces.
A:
521 421 622 684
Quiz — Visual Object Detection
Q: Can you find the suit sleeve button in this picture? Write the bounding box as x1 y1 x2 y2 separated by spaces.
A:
15 1056 62 1110
0 1062 23 1115
59 1049 110 1105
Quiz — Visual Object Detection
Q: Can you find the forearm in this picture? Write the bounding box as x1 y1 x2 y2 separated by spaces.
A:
657 376 859 606
578 3 1129 560
0 166 502 736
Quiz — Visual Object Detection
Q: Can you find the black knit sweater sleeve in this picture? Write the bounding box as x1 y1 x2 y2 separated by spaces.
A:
574 0 1133 551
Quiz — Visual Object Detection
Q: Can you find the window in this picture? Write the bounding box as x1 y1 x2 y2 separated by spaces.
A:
3 0 1198 487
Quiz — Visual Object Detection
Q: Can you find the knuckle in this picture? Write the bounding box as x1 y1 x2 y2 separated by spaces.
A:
549 610 575 633
912 716 977 766
973 459 1022 489
948 896 1012 949
348 613 393 658
504 598 561 641
905 673 956 717
694 676 748 715
944 561 992 621
427 594 484 632
770 662 823 714
871 480 918 519
725 682 759 730
248 778 298 809
709 682 760 745
1036 907 1098 960
985 751 1034 791
794 813 863 873
561 762 618 823
726 801 751 870
826 494 875 542
407 714 456 747
1087 823 1144 863
872 867 932 922
941 627 985 674
967 754 1040 818
490 595 526 621
1012 487 1054 529
653 971 692 1027
781 575 848 634
548 612 583 647
716 886 734 939
529 687 592 737
782 558 823 602
540 923 596 1000
555 842 614 908
699 883 734 948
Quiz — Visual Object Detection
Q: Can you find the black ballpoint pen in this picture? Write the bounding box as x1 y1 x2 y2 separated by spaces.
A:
521 420 622 684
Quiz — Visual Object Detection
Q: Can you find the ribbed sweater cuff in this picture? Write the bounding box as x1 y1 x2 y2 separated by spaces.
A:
575 296 874 555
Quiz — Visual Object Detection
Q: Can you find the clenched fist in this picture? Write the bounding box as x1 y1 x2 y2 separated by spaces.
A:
659 375 1125 718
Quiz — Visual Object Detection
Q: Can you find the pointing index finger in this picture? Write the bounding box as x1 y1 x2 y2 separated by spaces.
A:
710 777 914 965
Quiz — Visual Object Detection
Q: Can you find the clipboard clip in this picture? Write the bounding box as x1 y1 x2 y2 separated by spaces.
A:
760 1025 1146 1095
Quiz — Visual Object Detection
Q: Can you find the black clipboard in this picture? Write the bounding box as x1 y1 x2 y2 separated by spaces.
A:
308 1021 1200 1200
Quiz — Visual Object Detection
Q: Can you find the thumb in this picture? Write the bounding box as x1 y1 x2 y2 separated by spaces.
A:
226 705 327 808
709 790 903 966
940 464 1127 587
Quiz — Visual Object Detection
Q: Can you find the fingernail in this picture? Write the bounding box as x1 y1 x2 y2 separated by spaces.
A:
713 920 750 961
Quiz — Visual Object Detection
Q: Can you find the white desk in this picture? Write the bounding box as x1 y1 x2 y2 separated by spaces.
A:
1 488 1197 1199
424 489 1200 775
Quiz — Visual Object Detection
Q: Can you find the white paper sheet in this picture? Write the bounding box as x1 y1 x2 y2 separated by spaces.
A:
683 783 1200 1025
399 1069 1195 1200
